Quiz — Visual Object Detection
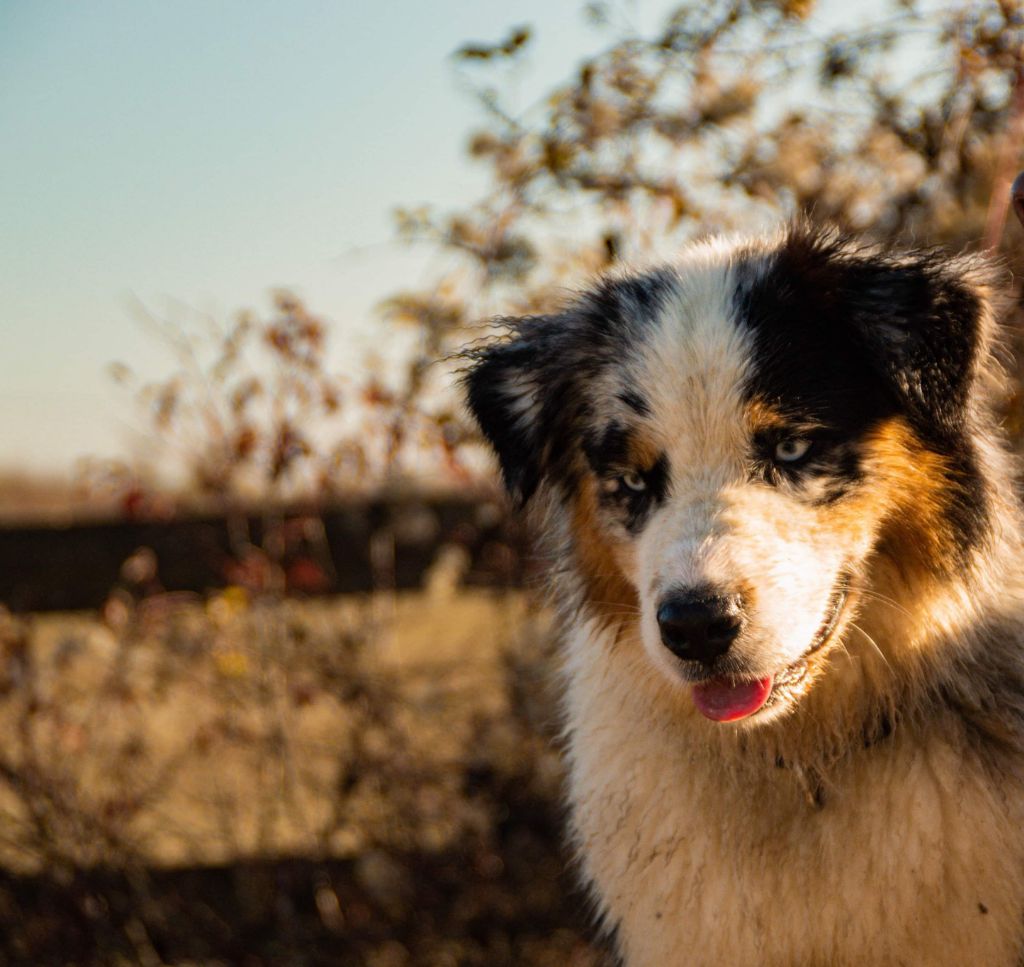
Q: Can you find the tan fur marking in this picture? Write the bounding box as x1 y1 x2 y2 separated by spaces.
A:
744 397 789 433
624 432 662 471
571 477 637 622
861 417 964 578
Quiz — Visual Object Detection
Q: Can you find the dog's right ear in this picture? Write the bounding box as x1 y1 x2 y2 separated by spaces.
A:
462 317 559 506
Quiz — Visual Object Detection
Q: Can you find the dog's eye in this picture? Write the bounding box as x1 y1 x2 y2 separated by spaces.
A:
774 438 812 464
620 470 647 493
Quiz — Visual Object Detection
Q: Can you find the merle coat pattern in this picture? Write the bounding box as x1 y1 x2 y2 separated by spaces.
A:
463 224 1024 966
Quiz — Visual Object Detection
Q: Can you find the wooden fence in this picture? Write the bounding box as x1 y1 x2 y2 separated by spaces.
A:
0 498 527 612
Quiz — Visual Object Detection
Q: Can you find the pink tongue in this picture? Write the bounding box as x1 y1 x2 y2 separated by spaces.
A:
692 676 773 722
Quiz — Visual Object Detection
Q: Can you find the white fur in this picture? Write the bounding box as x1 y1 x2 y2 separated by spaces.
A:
564 614 1024 965
622 257 849 693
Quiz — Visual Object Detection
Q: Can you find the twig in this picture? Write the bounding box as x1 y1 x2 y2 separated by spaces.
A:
984 60 1024 251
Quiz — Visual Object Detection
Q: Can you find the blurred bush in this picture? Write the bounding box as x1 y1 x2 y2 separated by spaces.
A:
0 592 606 965
101 291 471 510
98 2 1024 508
393 0 1024 456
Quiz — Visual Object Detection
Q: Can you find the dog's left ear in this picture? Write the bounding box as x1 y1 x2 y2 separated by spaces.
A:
848 254 994 435
462 316 563 505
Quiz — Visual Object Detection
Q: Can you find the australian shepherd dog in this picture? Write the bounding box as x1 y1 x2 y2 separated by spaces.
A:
462 223 1024 965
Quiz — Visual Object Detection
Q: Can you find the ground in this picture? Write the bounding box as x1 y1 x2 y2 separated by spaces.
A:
0 588 609 966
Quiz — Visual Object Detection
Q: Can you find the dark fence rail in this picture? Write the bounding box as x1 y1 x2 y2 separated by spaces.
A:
0 498 528 612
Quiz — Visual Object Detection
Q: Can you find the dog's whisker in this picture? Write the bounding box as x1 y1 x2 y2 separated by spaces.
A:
588 601 642 613
847 621 891 671
836 584 915 620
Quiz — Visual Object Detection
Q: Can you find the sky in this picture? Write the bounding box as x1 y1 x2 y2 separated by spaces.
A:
0 0 682 475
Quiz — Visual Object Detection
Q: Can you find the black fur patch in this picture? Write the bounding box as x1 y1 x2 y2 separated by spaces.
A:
750 425 863 500
464 225 992 560
462 322 552 503
566 413 671 532
629 452 671 531
618 389 651 416
582 422 632 473
733 225 989 556
462 269 676 504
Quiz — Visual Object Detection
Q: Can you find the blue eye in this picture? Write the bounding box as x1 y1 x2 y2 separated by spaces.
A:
774 438 812 463
620 470 647 492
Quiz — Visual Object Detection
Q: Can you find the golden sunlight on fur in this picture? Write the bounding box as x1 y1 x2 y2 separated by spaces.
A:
464 225 1024 965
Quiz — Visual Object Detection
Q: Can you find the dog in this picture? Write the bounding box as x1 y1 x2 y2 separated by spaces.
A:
462 222 1024 965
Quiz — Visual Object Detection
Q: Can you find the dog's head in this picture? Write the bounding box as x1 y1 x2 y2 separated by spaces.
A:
463 225 998 724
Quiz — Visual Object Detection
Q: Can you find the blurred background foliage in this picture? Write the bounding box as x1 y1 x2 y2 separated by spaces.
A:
394 0 1024 451
5 1 1024 965
92 0 1024 511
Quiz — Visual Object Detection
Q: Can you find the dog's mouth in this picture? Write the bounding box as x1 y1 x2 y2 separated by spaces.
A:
690 582 850 723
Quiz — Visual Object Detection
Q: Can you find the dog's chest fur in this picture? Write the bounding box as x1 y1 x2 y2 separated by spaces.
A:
564 623 1024 967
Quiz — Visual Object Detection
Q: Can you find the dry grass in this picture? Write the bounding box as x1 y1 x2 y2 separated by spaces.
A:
0 588 607 966
0 472 97 525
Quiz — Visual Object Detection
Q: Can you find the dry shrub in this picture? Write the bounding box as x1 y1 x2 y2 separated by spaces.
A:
0 586 607 966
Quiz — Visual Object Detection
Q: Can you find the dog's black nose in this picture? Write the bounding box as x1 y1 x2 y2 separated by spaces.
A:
656 591 743 665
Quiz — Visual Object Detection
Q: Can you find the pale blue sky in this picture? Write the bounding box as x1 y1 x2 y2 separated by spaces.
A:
0 0 679 473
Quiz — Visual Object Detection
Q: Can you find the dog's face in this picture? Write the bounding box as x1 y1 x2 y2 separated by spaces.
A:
464 226 993 724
